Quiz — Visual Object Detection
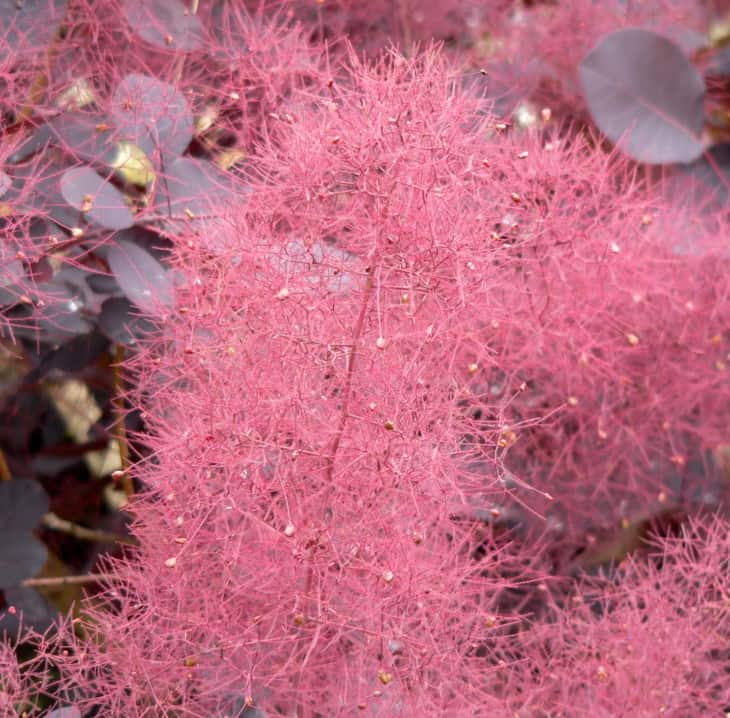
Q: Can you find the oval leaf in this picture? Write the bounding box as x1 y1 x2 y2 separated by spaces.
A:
31 279 95 340
60 167 135 230
111 74 193 166
26 329 109 383
0 0 67 62
156 157 245 253
0 479 49 533
123 0 205 52
99 296 158 346
49 112 117 163
580 28 705 164
0 534 48 589
2 585 57 635
107 239 174 312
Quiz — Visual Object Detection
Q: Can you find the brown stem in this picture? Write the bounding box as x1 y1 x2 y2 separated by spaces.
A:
21 573 114 588
42 512 139 546
111 344 134 496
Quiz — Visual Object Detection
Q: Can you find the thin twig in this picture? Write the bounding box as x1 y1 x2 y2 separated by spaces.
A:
21 573 115 588
42 511 140 546
111 344 134 496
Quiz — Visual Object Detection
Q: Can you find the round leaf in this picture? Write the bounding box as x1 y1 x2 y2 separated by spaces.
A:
111 74 193 166
0 479 50 533
107 239 174 312
0 534 48 589
48 112 117 164
60 167 135 230
123 0 205 52
156 157 245 252
2 585 56 635
0 0 67 62
27 329 109 381
580 28 705 164
16 158 86 229
31 279 95 339
86 273 121 294
99 296 158 346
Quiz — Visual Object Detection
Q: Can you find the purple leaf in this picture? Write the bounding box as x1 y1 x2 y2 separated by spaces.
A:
707 46 730 77
111 74 193 167
107 238 174 312
580 28 705 164
0 259 26 304
123 0 206 53
0 534 48 589
26 329 108 381
0 481 49 588
155 157 245 252
0 479 49 533
60 166 135 230
1 585 56 636
0 0 67 62
99 296 158 346
48 111 117 164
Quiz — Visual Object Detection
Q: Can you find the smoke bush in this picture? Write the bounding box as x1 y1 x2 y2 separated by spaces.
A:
13 46 721 716
1 3 729 717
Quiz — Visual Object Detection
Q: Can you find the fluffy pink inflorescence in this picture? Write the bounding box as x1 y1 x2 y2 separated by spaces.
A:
513 513 730 717
2 0 729 707
31 47 728 717
44 50 535 717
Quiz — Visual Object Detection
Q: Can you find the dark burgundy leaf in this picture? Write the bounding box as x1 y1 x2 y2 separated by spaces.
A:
8 123 55 164
15 156 89 229
580 28 705 164
461 60 539 120
99 296 158 346
59 166 135 230
123 0 206 53
86 273 121 294
107 238 174 312
111 74 193 166
0 534 47 589
1 585 56 635
0 259 25 302
0 0 67 61
9 113 116 166
672 143 730 212
24 329 108 382
48 112 117 164
0 479 49 532
33 282 94 339
156 157 242 252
